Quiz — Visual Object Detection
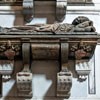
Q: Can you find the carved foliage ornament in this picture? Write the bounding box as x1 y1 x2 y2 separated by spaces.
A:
70 41 96 60
0 40 21 60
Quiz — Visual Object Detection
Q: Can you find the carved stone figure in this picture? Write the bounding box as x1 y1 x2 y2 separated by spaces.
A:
0 16 96 34
32 16 95 33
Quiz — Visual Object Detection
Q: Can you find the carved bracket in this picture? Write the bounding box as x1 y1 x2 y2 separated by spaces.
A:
22 0 67 22
57 69 72 98
16 42 32 97
56 0 67 22
57 40 73 98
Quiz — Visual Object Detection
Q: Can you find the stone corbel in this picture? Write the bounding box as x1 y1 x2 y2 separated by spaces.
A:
16 40 32 97
23 0 67 22
57 39 72 98
57 69 72 98
56 0 67 22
